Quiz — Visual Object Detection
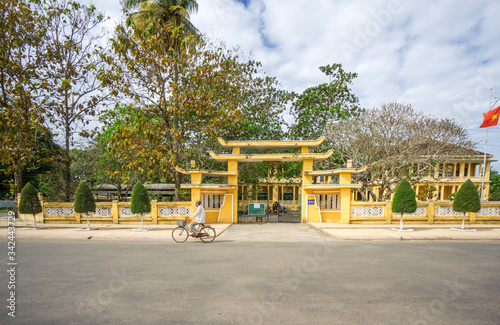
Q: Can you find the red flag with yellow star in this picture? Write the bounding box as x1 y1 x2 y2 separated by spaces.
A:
480 106 500 128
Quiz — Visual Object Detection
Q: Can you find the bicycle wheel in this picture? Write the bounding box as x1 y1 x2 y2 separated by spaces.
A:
199 226 216 243
172 227 189 243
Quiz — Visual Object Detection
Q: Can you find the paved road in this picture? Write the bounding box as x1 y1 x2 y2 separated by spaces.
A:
218 223 335 242
1 239 499 324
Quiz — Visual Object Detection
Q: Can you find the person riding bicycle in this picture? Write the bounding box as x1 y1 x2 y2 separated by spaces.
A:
186 200 205 237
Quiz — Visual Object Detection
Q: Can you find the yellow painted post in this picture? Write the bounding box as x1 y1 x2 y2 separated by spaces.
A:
112 200 119 224
340 188 351 224
226 146 240 223
151 200 158 224
470 212 476 224
272 185 278 203
385 200 392 224
75 212 81 224
190 171 203 218
38 193 45 223
428 201 435 224
301 158 313 222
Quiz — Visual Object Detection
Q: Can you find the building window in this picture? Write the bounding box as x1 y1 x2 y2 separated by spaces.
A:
202 194 225 209
315 194 340 210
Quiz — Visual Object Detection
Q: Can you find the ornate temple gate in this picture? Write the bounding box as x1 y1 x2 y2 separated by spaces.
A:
177 137 365 224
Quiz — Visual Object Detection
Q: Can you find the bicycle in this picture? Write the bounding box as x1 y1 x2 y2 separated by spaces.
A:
171 218 216 243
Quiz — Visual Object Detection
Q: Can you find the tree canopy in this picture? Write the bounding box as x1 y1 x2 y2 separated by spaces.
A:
290 64 359 140
325 102 477 201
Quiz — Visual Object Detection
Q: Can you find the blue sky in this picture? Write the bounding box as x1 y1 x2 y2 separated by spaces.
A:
85 0 500 170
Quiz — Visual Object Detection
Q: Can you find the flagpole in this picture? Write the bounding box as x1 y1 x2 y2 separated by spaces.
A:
480 89 493 202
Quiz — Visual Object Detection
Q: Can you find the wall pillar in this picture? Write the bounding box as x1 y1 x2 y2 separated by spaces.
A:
428 201 435 224
385 200 392 224
339 164 353 224
112 200 119 224
340 188 351 224
470 212 477 224
151 200 158 224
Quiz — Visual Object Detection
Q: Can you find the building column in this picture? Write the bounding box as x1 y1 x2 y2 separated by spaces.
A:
460 162 465 181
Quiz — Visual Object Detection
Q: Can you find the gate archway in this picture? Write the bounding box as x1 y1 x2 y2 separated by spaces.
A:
177 137 366 224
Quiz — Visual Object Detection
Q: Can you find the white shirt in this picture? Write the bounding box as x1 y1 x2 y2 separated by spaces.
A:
190 205 205 224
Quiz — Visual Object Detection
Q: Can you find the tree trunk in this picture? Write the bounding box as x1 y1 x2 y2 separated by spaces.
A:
174 171 182 201
33 213 37 229
141 213 144 230
399 213 403 231
64 122 71 202
13 156 23 197
86 213 90 230
356 188 368 201
461 212 466 230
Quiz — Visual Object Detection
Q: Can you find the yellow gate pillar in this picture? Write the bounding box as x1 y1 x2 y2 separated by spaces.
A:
301 145 314 222
190 171 202 215
226 146 239 223
339 161 353 224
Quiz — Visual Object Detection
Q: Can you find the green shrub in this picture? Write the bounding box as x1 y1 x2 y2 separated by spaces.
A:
130 181 151 215
392 178 417 214
18 182 42 216
453 179 481 213
74 181 96 214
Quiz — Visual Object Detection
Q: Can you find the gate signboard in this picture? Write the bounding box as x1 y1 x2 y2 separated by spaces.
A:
248 203 266 215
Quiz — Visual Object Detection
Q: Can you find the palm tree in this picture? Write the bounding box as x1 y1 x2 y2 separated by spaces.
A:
122 0 199 201
123 0 199 50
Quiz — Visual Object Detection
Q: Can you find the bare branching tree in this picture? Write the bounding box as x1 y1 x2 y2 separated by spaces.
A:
41 0 111 201
325 102 477 201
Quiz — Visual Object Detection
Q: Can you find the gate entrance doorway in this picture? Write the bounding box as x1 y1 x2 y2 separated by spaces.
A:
237 194 302 223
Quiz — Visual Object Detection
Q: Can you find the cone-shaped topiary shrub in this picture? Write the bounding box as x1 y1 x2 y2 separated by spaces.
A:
391 178 417 231
18 182 43 229
130 180 151 230
453 179 481 230
74 181 96 230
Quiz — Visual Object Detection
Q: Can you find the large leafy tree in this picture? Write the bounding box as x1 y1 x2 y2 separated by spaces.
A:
103 16 259 199
0 0 52 195
187 74 296 185
123 0 199 48
290 63 359 140
325 102 477 201
41 0 110 201
72 105 155 200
